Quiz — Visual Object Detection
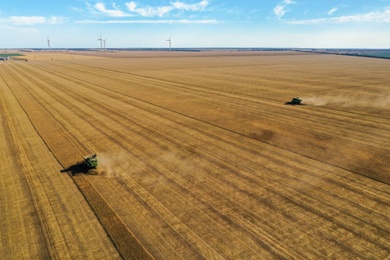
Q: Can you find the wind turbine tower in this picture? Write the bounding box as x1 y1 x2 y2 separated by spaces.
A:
166 35 172 51
47 36 51 51
97 34 103 50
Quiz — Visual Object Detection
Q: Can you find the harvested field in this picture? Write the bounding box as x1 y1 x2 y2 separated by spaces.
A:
1 51 389 259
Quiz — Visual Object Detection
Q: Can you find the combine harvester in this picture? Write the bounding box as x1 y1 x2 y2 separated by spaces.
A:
285 97 303 105
61 154 98 175
77 154 98 172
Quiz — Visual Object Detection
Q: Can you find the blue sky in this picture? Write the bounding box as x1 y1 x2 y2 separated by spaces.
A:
0 0 389 48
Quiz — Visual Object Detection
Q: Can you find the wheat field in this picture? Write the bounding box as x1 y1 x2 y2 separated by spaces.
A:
1 51 389 259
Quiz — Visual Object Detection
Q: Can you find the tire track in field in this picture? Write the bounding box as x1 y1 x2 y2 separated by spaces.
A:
2 64 153 260
11 62 390 258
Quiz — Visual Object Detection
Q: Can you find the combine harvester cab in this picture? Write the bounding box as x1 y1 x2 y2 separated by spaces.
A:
285 97 303 105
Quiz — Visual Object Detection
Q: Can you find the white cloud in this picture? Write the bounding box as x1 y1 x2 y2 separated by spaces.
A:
1 16 63 25
95 3 131 17
287 7 390 24
274 0 295 19
273 5 286 20
125 2 174 17
91 1 210 18
328 8 338 16
171 0 209 11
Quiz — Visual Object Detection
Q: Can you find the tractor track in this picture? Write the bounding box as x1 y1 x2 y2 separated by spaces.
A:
3 61 390 258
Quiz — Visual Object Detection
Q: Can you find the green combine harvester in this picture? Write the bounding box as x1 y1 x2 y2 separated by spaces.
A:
77 154 98 170
285 97 303 105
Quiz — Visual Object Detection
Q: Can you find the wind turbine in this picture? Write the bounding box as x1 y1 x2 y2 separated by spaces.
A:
97 34 103 50
47 36 51 51
166 35 172 51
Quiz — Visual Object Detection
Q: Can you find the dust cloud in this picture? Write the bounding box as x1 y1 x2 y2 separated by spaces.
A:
97 152 146 178
302 92 390 109
96 149 208 184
